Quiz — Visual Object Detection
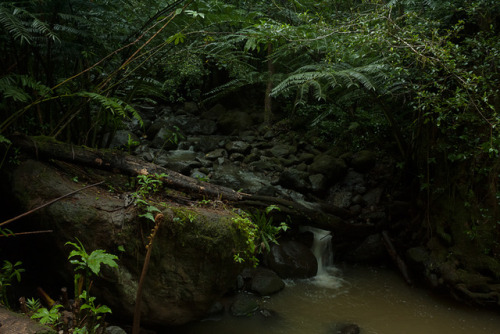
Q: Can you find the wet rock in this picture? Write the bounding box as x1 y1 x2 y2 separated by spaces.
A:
161 150 201 174
107 130 139 150
249 157 282 172
243 152 260 164
230 152 245 162
269 143 296 158
309 173 328 193
205 148 227 160
344 233 387 262
9 159 249 326
151 127 181 150
279 168 311 192
265 240 318 279
309 155 347 183
351 150 376 173
207 301 224 316
192 136 224 153
362 188 384 206
249 268 285 296
211 164 271 193
106 326 127 334
225 141 251 154
297 152 316 163
230 294 260 317
331 191 352 208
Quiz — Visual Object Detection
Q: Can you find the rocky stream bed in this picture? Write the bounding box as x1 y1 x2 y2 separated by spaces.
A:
1 101 499 333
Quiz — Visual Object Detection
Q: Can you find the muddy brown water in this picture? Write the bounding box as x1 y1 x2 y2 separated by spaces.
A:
172 265 500 334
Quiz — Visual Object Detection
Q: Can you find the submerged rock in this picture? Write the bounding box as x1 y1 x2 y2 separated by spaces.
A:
241 267 285 296
230 294 260 317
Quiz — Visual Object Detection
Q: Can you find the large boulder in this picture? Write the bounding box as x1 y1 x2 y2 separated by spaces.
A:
8 159 248 327
265 240 318 279
309 154 347 183
240 268 285 296
278 168 311 192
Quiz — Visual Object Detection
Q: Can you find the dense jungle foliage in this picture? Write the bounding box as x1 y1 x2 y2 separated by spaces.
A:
1 0 500 293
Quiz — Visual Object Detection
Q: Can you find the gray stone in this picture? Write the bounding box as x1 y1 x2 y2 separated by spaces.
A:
9 159 250 327
309 155 347 182
332 191 352 208
205 148 227 160
279 168 310 192
297 152 316 163
108 130 139 150
243 152 260 164
230 294 259 317
192 136 223 153
106 326 127 334
269 143 296 158
249 157 282 172
230 153 245 162
151 127 181 150
362 187 384 206
249 268 285 296
265 240 318 279
309 174 328 193
225 141 251 154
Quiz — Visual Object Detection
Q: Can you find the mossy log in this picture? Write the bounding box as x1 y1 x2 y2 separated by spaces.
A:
11 134 377 237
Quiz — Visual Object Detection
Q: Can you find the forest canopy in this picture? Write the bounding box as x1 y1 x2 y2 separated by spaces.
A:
0 0 499 202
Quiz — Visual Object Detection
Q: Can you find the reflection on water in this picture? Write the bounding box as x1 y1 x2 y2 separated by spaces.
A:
172 265 500 334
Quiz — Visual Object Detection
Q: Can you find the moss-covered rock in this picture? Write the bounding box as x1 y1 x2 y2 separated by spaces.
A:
8 159 248 326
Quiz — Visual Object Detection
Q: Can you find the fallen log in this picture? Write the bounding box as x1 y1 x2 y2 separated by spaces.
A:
382 230 412 285
11 134 377 237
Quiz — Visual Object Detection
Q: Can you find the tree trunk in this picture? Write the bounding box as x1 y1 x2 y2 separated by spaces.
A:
264 42 275 126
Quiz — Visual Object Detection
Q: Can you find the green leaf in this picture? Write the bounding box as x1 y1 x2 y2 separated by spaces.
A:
86 249 118 276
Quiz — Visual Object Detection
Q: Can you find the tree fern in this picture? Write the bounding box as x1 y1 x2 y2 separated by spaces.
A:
271 61 389 104
0 3 59 45
0 74 52 103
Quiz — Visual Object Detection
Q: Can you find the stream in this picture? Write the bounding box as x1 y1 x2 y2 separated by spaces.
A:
172 265 500 334
171 227 500 334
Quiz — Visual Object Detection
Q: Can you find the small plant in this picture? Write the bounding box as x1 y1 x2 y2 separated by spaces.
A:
231 205 290 266
126 134 140 154
29 240 118 334
0 260 24 308
131 173 167 222
249 205 289 253
31 304 63 326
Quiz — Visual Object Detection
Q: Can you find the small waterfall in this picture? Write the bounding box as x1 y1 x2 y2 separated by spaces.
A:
301 226 343 289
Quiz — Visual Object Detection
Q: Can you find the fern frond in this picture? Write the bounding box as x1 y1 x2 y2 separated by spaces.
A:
76 92 143 127
0 74 52 102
